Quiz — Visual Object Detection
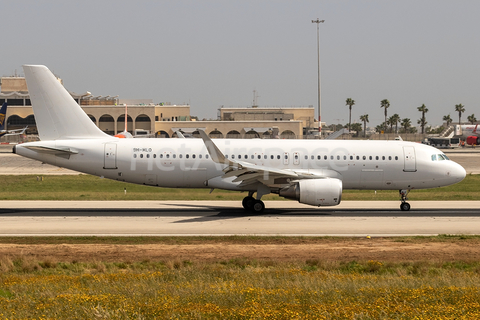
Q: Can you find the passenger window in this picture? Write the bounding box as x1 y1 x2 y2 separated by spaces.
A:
192 154 196 159
173 154 176 159
389 156 392 160
369 156 372 160
271 155 274 159
331 155 334 160
166 154 169 158
304 155 308 160
395 156 398 160
206 155 209 159
186 154 189 159
160 154 163 158
251 155 254 159
363 156 366 160
264 155 267 159
350 156 353 160
258 155 261 159
147 154 150 158
231 155 235 159
225 155 228 159
133 154 137 158
317 155 321 160
199 154 202 159
376 156 379 160
356 156 360 160
179 154 183 159
382 156 385 160
324 155 327 160
337 155 340 160
153 154 157 158
277 155 280 160
140 154 144 159
311 155 314 160
245 155 248 159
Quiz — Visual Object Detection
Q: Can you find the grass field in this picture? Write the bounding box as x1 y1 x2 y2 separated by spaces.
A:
1 242 480 319
1 173 478 201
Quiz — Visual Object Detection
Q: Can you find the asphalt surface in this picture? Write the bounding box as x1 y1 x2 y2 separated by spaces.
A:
0 201 479 236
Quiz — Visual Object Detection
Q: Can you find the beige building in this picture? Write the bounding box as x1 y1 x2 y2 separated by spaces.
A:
1 76 311 139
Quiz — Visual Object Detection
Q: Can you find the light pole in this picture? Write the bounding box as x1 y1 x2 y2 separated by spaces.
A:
312 18 324 135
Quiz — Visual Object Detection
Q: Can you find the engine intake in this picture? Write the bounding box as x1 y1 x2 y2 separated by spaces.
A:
279 178 342 207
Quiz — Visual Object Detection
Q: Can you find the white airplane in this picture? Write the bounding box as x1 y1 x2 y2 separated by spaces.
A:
14 65 466 212
454 124 480 145
0 103 28 138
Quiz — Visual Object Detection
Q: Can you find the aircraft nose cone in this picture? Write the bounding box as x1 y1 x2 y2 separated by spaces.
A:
448 162 466 182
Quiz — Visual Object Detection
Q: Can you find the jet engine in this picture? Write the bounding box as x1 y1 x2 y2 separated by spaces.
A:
466 136 480 146
278 178 342 206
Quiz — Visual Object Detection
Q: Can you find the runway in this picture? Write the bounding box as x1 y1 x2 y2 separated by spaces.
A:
1 201 479 236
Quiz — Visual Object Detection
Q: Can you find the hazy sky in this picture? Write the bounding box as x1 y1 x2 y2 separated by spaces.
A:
2 0 479 127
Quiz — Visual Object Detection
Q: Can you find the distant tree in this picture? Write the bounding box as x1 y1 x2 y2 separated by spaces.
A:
417 104 429 134
375 123 386 133
401 118 411 133
351 123 362 137
443 114 453 126
467 114 477 124
380 99 390 133
455 104 466 124
389 113 400 134
359 114 369 138
345 98 355 133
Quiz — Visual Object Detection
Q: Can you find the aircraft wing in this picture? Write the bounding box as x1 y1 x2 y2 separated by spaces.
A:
198 130 329 188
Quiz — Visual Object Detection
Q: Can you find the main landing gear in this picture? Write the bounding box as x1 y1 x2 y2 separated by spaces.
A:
242 191 265 213
399 189 411 211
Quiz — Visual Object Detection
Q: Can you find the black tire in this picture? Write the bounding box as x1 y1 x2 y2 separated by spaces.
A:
242 196 255 210
252 200 265 213
400 202 411 211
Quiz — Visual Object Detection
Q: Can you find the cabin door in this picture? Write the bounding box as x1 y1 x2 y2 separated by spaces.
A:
104 143 117 169
403 146 416 172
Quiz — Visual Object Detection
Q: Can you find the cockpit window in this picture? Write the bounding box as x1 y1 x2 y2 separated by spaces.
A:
438 154 446 161
442 154 449 160
431 154 437 161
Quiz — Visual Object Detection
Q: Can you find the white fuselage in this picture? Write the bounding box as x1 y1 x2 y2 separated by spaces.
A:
15 137 466 192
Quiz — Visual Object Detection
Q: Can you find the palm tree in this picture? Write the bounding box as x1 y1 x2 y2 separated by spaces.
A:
345 98 355 132
443 114 453 127
380 99 390 134
455 104 465 124
467 114 477 124
359 114 369 138
417 104 428 134
401 118 411 133
389 113 400 134
351 123 362 137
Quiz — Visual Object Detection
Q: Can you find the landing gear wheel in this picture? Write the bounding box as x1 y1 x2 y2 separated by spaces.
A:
242 196 255 211
400 202 411 211
252 200 265 213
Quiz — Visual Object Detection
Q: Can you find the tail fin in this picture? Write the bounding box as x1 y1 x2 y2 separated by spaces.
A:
23 65 109 140
0 102 7 131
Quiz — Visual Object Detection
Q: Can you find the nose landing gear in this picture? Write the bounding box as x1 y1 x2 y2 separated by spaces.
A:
399 189 411 211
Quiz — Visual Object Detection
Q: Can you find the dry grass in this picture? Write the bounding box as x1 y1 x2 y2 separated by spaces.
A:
0 253 480 318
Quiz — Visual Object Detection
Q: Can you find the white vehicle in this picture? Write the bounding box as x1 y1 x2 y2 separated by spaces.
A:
14 65 466 212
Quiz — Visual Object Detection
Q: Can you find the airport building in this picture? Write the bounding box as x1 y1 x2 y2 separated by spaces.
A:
1 74 316 140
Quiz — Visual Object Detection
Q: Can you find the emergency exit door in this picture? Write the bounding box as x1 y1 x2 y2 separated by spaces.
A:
403 146 416 172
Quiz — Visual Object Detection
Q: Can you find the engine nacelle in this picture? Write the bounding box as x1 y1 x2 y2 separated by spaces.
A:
279 178 342 207
466 136 480 146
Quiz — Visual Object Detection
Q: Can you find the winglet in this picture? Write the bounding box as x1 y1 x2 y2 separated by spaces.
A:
0 102 7 131
198 129 230 164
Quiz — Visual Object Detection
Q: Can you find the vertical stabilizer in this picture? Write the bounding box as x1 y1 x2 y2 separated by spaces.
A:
0 102 7 131
23 65 109 140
